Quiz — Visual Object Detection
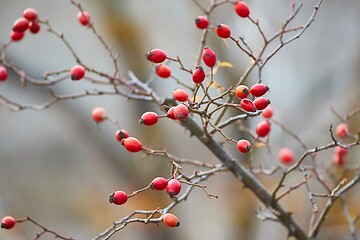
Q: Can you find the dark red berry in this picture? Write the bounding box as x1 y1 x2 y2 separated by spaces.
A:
150 177 168 190
166 179 181 198
256 120 271 137
140 112 159 126
1 216 16 230
253 97 270 110
216 24 231 38
115 129 129 142
146 49 167 63
250 83 269 97
12 18 29 32
0 66 8 82
192 66 206 84
240 98 256 112
77 11 91 26
195 16 209 29
109 191 128 205
10 31 24 41
202 47 216 68
29 21 40 34
123 137 143 152
234 1 250 18
167 107 177 120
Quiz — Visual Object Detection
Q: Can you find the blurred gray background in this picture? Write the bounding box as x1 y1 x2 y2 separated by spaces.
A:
1 0 360 239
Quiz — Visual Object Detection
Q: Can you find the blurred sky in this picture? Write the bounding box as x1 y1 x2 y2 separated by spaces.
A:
1 0 360 239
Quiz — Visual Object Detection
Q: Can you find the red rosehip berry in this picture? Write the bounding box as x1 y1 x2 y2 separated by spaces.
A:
10 31 25 41
195 16 209 29
261 106 273 119
202 46 216 68
174 104 189 120
332 154 345 167
115 129 129 142
334 146 348 158
167 107 177 120
70 65 86 80
12 18 29 32
156 64 171 78
216 24 231 39
256 120 271 137
140 112 159 126
240 98 256 112
109 191 128 205
0 66 8 82
77 11 91 26
166 179 181 198
235 85 249 99
250 83 269 97
29 21 40 34
253 97 270 110
163 213 180 227
173 89 189 102
91 107 107 123
278 148 295 165
123 137 143 152
150 177 168 190
336 123 349 138
146 49 167 63
1 216 16 230
23 8 38 21
237 139 251 153
192 66 206 84
234 1 250 18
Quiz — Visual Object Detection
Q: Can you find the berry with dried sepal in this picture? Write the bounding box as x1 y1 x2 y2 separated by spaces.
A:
109 191 128 205
195 16 209 29
163 213 180 227
150 177 168 190
216 24 231 38
166 179 181 198
253 97 270 110
70 65 86 80
192 66 206 84
1 216 16 230
174 104 189 120
235 85 249 99
237 139 251 153
250 83 269 97
146 49 167 63
115 129 129 142
140 112 159 126
202 47 216 68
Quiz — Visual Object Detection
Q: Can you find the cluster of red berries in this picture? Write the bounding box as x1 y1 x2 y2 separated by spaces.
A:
10 8 40 42
236 83 270 112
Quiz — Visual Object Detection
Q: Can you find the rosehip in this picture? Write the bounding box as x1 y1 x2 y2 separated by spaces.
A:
202 46 216 68
1 216 16 230
278 148 295 165
123 137 143 152
150 177 168 190
10 31 24 41
146 49 167 63
77 11 91 26
332 154 345 167
261 106 273 119
166 179 181 198
174 104 189 120
253 97 270 110
334 146 348 158
235 85 249 99
70 65 86 80
23 8 38 21
109 191 128 205
29 21 40 34
195 16 209 29
336 123 349 138
163 213 180 227
250 83 269 97
234 1 250 18
216 24 231 39
115 129 129 142
240 98 256 112
156 64 171 78
12 18 29 32
0 66 8 82
140 112 158 126
237 139 251 153
167 107 177 120
91 107 107 123
173 89 189 102
192 66 206 84
256 120 271 137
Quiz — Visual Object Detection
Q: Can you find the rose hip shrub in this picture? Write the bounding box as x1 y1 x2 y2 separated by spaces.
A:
0 1 359 240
